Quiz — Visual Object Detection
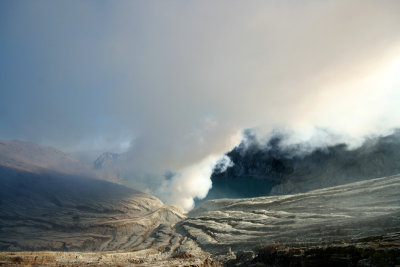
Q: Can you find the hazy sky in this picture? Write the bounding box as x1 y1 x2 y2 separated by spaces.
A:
1 0 400 209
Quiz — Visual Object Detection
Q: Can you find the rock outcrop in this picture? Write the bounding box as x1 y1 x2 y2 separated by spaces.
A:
227 234 400 267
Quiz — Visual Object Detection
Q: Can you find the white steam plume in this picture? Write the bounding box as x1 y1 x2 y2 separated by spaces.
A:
1 1 400 210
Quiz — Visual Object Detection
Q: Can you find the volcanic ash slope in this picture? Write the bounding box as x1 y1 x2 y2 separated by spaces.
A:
0 168 185 252
0 140 186 252
177 173 400 256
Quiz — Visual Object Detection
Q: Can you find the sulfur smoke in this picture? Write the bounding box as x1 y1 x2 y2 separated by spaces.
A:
1 1 400 209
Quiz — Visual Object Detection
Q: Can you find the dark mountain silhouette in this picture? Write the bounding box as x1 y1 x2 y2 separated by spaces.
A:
209 130 400 198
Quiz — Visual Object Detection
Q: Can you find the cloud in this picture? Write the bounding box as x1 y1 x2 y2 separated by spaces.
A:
1 0 400 209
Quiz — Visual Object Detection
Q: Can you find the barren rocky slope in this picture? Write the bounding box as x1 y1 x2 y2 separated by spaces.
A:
0 164 187 252
1 173 399 266
179 174 400 260
0 141 188 253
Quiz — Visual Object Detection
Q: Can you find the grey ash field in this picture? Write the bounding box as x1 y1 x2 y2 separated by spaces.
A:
1 137 400 266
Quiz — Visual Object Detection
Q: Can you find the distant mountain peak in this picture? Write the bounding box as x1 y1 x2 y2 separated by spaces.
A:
0 140 90 176
93 152 120 170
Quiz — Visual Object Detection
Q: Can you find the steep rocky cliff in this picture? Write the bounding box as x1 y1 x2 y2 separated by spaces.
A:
211 130 400 197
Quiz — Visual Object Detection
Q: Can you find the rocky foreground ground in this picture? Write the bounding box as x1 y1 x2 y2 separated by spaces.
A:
1 234 399 266
1 235 399 266
1 174 400 266
0 250 220 267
